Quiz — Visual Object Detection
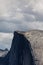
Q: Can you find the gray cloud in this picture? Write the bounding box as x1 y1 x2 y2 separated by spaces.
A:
0 0 43 33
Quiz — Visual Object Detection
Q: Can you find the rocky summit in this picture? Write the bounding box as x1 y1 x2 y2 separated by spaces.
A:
22 30 43 65
0 30 43 65
0 31 35 65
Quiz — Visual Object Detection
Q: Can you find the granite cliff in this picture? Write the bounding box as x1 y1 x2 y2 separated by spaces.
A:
0 31 35 65
22 30 43 65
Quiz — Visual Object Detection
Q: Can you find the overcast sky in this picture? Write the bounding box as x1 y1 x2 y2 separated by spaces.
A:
0 0 43 49
0 0 43 33
0 33 13 50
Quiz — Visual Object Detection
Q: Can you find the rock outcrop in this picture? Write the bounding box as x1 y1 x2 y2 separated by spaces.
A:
0 31 35 65
22 30 43 65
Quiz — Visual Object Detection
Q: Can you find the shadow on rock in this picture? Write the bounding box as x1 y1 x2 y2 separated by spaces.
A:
0 31 35 65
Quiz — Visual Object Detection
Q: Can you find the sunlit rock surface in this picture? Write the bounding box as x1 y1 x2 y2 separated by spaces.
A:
22 30 43 65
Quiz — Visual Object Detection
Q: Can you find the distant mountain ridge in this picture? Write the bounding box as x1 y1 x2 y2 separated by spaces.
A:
0 48 8 51
0 48 8 57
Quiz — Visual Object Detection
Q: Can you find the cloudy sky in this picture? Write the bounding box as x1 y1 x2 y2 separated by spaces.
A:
0 0 43 49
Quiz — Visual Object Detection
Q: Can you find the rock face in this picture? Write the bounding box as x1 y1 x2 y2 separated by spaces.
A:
0 31 35 65
9 31 35 65
23 30 43 65
14 30 43 65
